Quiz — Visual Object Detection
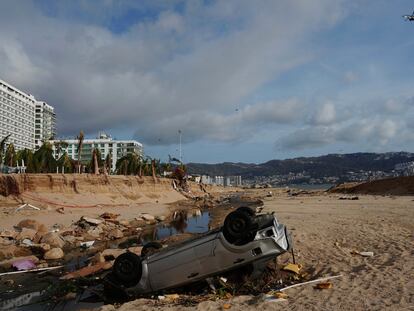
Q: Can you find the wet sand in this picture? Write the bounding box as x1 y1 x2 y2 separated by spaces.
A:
99 191 414 311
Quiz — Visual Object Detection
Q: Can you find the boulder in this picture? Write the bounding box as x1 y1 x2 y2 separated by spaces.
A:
87 226 103 238
0 230 17 239
107 229 123 240
40 233 65 248
140 213 155 221
16 219 47 232
63 235 77 244
44 248 64 260
155 215 166 222
16 228 37 241
81 217 103 226
0 245 32 260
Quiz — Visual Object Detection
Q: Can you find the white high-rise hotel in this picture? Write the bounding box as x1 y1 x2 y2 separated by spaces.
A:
0 79 56 150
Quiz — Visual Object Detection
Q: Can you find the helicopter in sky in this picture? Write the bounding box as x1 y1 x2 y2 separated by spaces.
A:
403 10 414 21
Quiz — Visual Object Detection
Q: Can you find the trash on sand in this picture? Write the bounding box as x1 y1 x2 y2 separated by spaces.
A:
278 274 343 292
282 263 302 274
164 294 180 302
223 303 232 309
15 204 41 212
11 259 36 271
100 212 119 220
0 265 64 277
351 250 374 257
21 239 34 246
56 207 65 214
314 281 333 290
338 196 359 200
359 251 374 257
60 261 112 280
80 241 95 248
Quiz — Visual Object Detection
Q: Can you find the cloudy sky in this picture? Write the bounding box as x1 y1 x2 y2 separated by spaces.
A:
1 0 413 163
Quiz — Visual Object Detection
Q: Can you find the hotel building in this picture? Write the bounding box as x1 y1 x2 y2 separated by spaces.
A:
0 79 56 150
50 133 144 173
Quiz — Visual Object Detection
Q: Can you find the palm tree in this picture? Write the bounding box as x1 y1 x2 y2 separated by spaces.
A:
4 143 16 167
104 152 112 175
33 142 57 173
90 148 102 175
57 152 74 173
16 149 34 172
76 131 84 174
0 134 11 165
53 140 68 160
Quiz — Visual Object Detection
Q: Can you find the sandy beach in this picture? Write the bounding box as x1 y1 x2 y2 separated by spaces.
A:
99 191 414 311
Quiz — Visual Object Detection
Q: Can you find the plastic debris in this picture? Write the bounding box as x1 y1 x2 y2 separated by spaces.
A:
80 241 95 248
351 250 374 257
314 281 333 289
282 263 302 274
11 259 36 271
15 204 40 212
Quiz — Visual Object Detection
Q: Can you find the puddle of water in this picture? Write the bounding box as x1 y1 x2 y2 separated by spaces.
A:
156 210 211 240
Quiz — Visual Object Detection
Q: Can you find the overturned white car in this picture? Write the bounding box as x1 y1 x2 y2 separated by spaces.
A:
106 207 292 295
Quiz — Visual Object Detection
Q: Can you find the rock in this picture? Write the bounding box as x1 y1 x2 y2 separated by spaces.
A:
0 255 39 269
107 229 123 240
0 245 32 260
44 248 64 260
101 248 125 260
16 228 37 241
87 226 103 238
99 213 119 220
91 252 105 264
37 262 49 268
155 215 166 222
81 217 103 226
63 235 77 244
0 230 17 239
40 233 65 248
140 213 155 221
118 219 130 227
16 219 47 232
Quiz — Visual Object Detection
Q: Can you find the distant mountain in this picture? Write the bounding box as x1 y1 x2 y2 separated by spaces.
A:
187 152 414 179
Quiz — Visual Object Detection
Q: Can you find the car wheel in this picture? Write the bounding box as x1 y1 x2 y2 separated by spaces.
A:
113 252 142 287
236 206 255 216
223 210 254 245
141 241 162 257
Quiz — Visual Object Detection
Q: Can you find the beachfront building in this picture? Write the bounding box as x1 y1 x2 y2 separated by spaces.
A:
0 79 36 150
50 133 143 173
35 101 56 149
0 78 56 151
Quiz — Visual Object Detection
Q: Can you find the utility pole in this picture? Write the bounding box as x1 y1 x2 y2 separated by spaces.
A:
178 130 182 163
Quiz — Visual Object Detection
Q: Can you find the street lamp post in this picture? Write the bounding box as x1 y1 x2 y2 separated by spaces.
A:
178 130 182 163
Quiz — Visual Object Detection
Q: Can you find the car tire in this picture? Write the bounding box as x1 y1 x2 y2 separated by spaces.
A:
141 241 163 257
223 210 254 245
236 206 255 216
113 252 142 287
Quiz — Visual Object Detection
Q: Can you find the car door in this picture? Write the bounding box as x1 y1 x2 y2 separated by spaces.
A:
148 246 201 290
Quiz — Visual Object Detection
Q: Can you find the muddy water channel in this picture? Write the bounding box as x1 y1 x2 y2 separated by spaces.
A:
0 195 263 311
